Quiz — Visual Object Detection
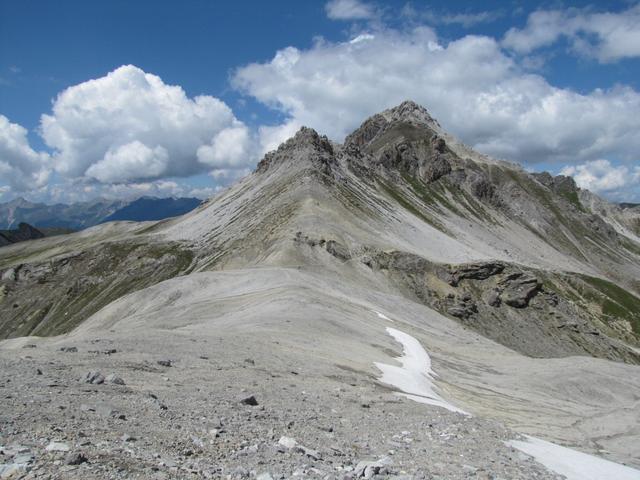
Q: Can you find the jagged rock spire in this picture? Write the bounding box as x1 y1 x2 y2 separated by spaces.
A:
256 126 335 174
344 100 440 149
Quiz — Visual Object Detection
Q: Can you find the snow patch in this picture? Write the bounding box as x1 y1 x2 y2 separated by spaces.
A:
507 435 640 480
373 310 394 322
375 327 468 415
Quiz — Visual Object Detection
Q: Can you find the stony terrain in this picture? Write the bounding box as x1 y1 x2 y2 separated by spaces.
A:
1 101 640 479
0 330 562 480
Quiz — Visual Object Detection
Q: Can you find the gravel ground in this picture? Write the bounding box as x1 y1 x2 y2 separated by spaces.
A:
0 332 562 480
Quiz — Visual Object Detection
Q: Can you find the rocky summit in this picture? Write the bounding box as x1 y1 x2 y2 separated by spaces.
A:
1 101 639 479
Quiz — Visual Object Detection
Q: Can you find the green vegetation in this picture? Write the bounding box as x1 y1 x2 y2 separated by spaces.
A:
0 240 194 338
377 177 447 233
558 189 587 213
578 274 640 335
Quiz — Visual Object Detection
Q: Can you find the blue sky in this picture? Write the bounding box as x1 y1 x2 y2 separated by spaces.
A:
1 0 639 203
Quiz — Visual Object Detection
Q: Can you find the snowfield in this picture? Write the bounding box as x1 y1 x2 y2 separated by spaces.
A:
507 435 640 480
375 327 469 415
375 325 640 478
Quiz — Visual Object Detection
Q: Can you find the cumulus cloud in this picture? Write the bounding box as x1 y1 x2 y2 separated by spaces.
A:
560 160 640 195
0 114 50 191
23 177 221 205
40 65 254 185
232 27 640 171
503 5 640 62
325 0 376 20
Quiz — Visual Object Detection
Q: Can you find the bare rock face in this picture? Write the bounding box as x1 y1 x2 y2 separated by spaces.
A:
256 126 335 175
344 101 455 184
498 273 542 308
445 262 506 287
447 294 478 320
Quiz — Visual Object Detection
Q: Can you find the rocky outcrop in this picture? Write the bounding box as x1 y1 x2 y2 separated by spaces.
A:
444 262 505 287
257 127 335 175
0 241 193 339
293 232 351 262
497 272 542 308
359 250 637 363
446 293 478 320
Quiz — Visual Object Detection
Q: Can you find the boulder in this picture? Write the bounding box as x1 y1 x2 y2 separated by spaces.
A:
83 371 105 385
446 262 505 286
240 395 259 406
499 273 541 308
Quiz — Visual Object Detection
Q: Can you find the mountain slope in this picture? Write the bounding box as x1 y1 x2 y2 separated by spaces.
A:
101 197 202 223
0 196 202 231
0 198 125 230
0 223 45 246
161 102 640 363
1 101 639 476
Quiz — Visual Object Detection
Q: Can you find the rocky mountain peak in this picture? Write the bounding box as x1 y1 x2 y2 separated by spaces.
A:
7 197 35 208
256 126 335 174
344 100 441 151
379 100 440 127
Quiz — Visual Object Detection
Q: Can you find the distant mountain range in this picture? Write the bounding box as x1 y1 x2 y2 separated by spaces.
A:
620 202 640 210
0 196 202 231
101 197 203 223
0 223 45 247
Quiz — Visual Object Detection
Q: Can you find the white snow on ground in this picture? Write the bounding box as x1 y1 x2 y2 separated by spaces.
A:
373 311 394 322
507 435 640 480
375 327 469 415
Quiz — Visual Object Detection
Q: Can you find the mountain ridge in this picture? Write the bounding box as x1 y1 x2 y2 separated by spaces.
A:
1 101 639 475
0 196 202 231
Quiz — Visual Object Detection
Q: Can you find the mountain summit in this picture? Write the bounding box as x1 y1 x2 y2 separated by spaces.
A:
1 101 639 476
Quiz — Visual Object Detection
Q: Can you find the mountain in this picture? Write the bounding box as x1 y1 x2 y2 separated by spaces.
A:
0 196 202 231
101 196 202 223
0 101 639 478
0 197 125 230
0 222 45 246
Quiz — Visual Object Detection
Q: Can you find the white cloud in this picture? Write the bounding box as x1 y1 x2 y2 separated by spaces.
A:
503 5 640 62
325 0 376 20
0 114 50 191
197 126 252 167
257 121 302 155
40 65 254 185
85 141 169 183
23 177 219 205
401 4 503 27
560 160 640 195
233 27 640 172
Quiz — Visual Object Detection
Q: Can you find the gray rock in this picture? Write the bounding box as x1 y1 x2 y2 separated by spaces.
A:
485 290 501 307
354 456 392 478
277 436 297 450
105 373 125 385
157 359 172 367
0 463 30 479
446 262 505 286
64 452 87 465
1 268 16 282
83 371 105 384
499 273 541 308
45 441 70 452
240 395 258 406
11 454 33 465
